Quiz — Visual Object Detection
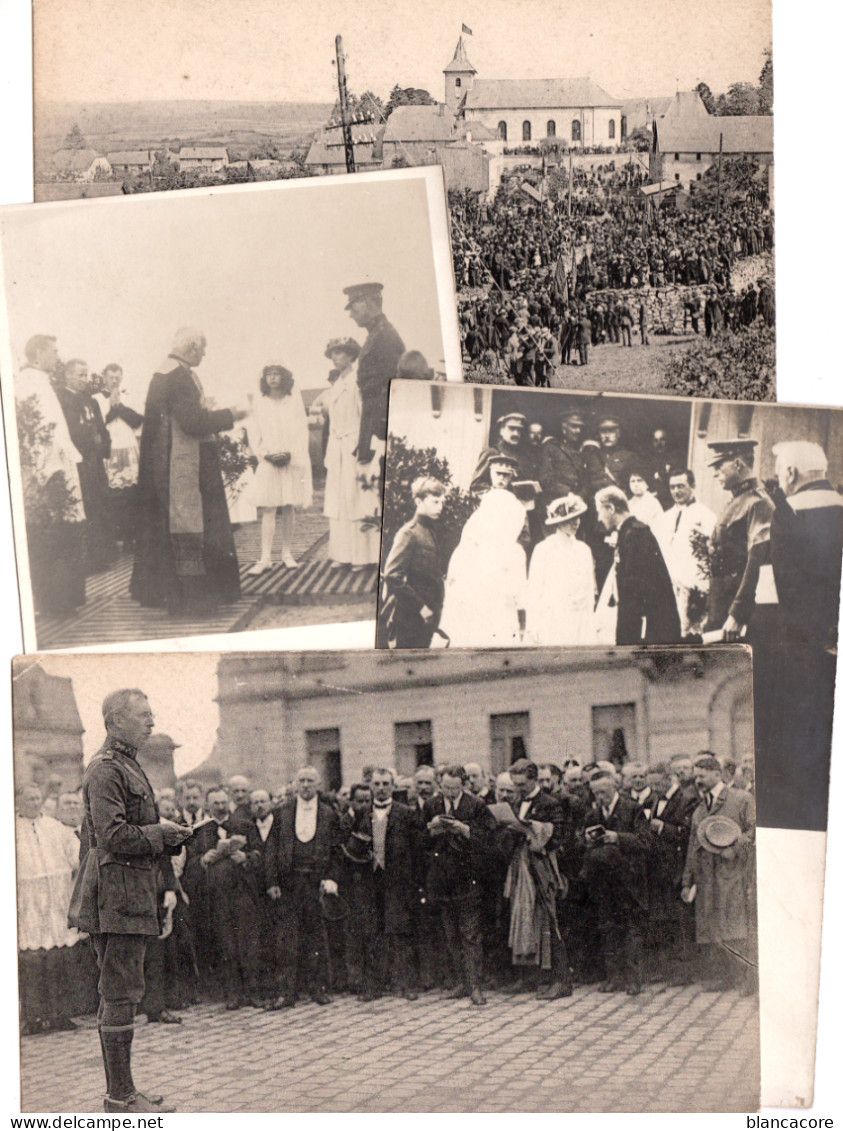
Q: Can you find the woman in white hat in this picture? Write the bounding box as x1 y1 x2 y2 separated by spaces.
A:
321 337 380 570
526 494 596 645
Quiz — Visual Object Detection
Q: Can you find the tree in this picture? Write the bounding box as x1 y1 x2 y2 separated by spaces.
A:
758 49 773 114
717 82 761 116
381 434 474 564
64 122 86 149
330 90 385 122
384 85 435 118
692 155 766 209
660 322 775 401
696 82 717 115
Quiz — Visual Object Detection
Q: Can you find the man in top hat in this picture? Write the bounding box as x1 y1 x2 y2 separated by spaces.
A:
343 282 406 464
379 476 447 648
67 689 192 1113
594 485 681 645
705 439 774 643
681 753 756 993
470 412 527 496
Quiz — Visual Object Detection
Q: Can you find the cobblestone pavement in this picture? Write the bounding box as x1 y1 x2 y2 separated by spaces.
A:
20 983 759 1114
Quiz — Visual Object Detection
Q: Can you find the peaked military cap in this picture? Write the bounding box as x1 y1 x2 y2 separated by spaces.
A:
706 438 758 467
343 282 384 309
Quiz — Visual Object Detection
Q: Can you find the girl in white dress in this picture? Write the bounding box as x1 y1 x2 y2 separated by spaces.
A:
526 494 597 645
627 470 664 532
245 364 313 573
440 487 528 647
322 337 381 569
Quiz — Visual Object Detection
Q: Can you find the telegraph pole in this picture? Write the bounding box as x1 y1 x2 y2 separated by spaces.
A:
335 35 355 174
715 131 724 218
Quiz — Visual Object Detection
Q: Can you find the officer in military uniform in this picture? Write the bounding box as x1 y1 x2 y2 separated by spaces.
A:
704 439 774 641
69 689 192 1113
539 408 590 501
343 282 406 463
470 412 527 496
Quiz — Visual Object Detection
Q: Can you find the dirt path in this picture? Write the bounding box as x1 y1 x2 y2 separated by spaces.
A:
548 333 700 396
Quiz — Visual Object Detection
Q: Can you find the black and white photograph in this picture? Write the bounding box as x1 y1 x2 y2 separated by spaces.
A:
13 647 760 1114
30 0 774 399
0 168 461 652
380 380 843 838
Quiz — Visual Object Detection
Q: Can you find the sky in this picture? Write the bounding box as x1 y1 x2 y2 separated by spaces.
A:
0 170 455 406
25 653 221 774
34 0 771 106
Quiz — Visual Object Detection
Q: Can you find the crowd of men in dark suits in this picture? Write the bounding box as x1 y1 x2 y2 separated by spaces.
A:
68 749 754 1019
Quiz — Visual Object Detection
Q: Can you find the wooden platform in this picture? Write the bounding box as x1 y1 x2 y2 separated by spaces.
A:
34 513 378 650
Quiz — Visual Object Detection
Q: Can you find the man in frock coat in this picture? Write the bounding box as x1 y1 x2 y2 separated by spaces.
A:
595 485 681 645
130 327 247 616
68 689 192 1113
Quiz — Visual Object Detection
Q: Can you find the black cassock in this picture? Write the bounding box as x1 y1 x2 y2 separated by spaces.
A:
130 359 239 612
614 516 681 645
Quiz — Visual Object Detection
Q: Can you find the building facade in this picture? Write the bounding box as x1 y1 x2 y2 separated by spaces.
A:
12 661 85 792
202 649 752 790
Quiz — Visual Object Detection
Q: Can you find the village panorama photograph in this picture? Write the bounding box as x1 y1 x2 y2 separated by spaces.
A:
34 0 774 400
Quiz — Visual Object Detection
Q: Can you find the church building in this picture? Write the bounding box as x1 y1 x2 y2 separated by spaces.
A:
447 35 624 147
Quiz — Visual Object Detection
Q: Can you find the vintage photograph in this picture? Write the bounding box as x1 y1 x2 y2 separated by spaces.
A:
14 647 759 1113
379 380 843 834
0 168 460 651
32 0 774 399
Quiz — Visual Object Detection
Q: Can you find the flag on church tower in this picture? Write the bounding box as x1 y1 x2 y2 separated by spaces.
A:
462 23 473 34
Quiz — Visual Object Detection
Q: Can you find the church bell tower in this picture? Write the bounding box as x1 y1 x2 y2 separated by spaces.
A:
443 35 476 111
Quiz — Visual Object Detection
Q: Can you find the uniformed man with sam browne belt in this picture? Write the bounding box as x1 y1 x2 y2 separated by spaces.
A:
68 689 193 1114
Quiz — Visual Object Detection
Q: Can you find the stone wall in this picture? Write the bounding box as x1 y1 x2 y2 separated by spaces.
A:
594 252 773 335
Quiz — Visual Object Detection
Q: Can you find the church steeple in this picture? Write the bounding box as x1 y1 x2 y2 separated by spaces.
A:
443 35 476 110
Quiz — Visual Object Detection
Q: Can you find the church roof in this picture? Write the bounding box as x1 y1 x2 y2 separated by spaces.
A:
466 77 622 110
383 105 456 143
656 115 773 154
443 35 476 74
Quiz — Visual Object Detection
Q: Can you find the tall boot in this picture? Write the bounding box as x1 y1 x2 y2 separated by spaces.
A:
96 1001 112 1098
100 1021 136 1102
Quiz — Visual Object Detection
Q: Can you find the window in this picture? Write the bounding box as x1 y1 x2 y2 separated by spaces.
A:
696 172 702 181
522 120 532 142
546 120 556 138
675 173 680 181
455 78 461 87
608 119 616 139
490 712 531 774
696 152 701 161
498 121 507 141
305 727 342 791
674 152 680 161
572 119 582 142
592 704 637 767
620 115 628 141
394 721 433 775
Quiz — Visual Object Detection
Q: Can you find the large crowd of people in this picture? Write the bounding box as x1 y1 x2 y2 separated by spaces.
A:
449 170 775 384
17 697 758 1048
15 283 431 621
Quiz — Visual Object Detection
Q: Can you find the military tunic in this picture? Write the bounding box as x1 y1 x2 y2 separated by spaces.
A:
355 313 406 460
707 478 773 629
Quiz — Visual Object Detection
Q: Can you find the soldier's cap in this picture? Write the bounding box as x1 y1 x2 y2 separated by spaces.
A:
343 282 383 309
487 453 519 470
598 416 621 430
545 494 588 526
706 439 758 467
560 408 586 426
495 412 527 429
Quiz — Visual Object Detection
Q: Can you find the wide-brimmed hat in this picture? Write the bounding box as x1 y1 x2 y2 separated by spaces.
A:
340 829 374 864
545 494 588 526
697 814 742 854
324 336 361 361
319 889 351 921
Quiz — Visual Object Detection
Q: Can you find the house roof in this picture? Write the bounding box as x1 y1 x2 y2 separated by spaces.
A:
466 77 622 110
51 148 105 172
179 147 229 160
663 91 709 119
304 123 384 167
383 105 456 143
453 119 498 142
107 150 151 165
656 116 773 154
443 35 476 74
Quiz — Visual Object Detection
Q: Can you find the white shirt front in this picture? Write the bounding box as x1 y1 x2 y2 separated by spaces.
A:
518 785 542 821
255 814 274 842
295 796 318 842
